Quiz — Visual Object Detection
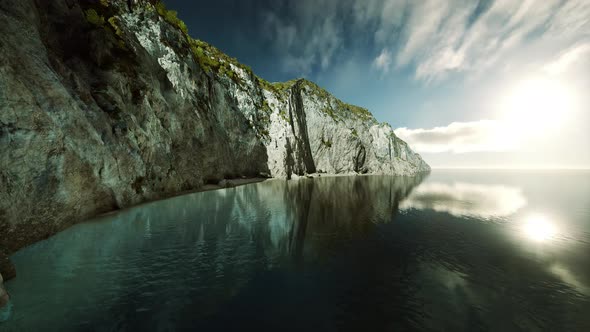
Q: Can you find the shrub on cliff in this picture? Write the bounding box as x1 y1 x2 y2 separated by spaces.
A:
85 9 105 27
155 1 188 34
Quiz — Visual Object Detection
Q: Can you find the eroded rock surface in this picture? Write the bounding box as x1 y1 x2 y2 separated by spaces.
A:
0 0 429 253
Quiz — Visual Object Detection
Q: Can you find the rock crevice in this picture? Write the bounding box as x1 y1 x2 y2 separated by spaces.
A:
287 80 316 175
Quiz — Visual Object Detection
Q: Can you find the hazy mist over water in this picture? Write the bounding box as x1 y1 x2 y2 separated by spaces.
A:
2 171 590 331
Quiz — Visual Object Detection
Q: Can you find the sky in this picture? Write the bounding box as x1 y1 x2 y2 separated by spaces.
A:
165 0 590 169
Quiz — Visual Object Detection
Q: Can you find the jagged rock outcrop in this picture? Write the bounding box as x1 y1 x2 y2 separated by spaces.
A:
0 0 429 253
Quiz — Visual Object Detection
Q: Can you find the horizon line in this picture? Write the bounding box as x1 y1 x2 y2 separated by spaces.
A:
430 166 590 170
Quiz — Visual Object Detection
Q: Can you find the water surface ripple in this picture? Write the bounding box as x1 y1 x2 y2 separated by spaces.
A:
2 171 590 331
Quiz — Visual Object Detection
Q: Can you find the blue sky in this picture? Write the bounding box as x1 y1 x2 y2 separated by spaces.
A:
166 0 590 168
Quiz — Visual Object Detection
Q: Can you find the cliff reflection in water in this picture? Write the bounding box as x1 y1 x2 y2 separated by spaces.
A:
277 175 426 262
4 171 590 331
3 175 426 331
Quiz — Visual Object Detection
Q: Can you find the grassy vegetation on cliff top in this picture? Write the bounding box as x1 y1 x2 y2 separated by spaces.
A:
88 1 376 123
261 79 375 122
156 4 256 86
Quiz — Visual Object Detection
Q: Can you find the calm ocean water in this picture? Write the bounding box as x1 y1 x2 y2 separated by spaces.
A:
2 170 589 331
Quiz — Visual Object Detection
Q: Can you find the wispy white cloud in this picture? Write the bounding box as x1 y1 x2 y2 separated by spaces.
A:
261 0 590 82
395 120 517 154
372 48 392 73
543 43 590 75
546 0 590 39
261 0 344 75
395 0 574 81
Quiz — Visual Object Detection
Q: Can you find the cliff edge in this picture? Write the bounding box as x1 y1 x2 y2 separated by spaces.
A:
0 0 429 255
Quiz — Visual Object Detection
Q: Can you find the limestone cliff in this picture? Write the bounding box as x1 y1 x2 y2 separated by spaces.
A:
0 0 429 254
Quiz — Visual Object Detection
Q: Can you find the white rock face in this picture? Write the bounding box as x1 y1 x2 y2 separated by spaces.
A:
119 4 429 179
260 80 430 178
117 5 429 179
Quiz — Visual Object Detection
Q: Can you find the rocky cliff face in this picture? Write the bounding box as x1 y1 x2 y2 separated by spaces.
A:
262 79 430 178
0 0 429 255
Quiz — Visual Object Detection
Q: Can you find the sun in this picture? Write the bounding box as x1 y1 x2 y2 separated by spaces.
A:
500 77 575 135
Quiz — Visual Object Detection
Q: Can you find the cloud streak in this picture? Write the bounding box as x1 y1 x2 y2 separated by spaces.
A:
260 0 590 81
372 49 392 73
543 43 590 75
394 0 588 81
261 0 344 75
395 120 517 154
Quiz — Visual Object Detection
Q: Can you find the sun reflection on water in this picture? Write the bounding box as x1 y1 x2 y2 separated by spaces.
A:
523 214 557 242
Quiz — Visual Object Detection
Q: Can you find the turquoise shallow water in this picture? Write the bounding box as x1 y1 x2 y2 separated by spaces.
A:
2 170 590 331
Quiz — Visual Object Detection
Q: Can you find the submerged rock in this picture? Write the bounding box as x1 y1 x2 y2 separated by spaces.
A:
0 0 429 255
0 252 15 281
0 272 11 323
0 273 9 309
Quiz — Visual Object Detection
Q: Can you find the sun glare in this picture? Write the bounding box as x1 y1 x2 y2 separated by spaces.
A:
523 214 557 242
501 77 575 135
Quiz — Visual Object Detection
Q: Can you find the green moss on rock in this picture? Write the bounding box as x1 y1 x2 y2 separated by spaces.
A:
155 1 188 34
85 9 105 27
